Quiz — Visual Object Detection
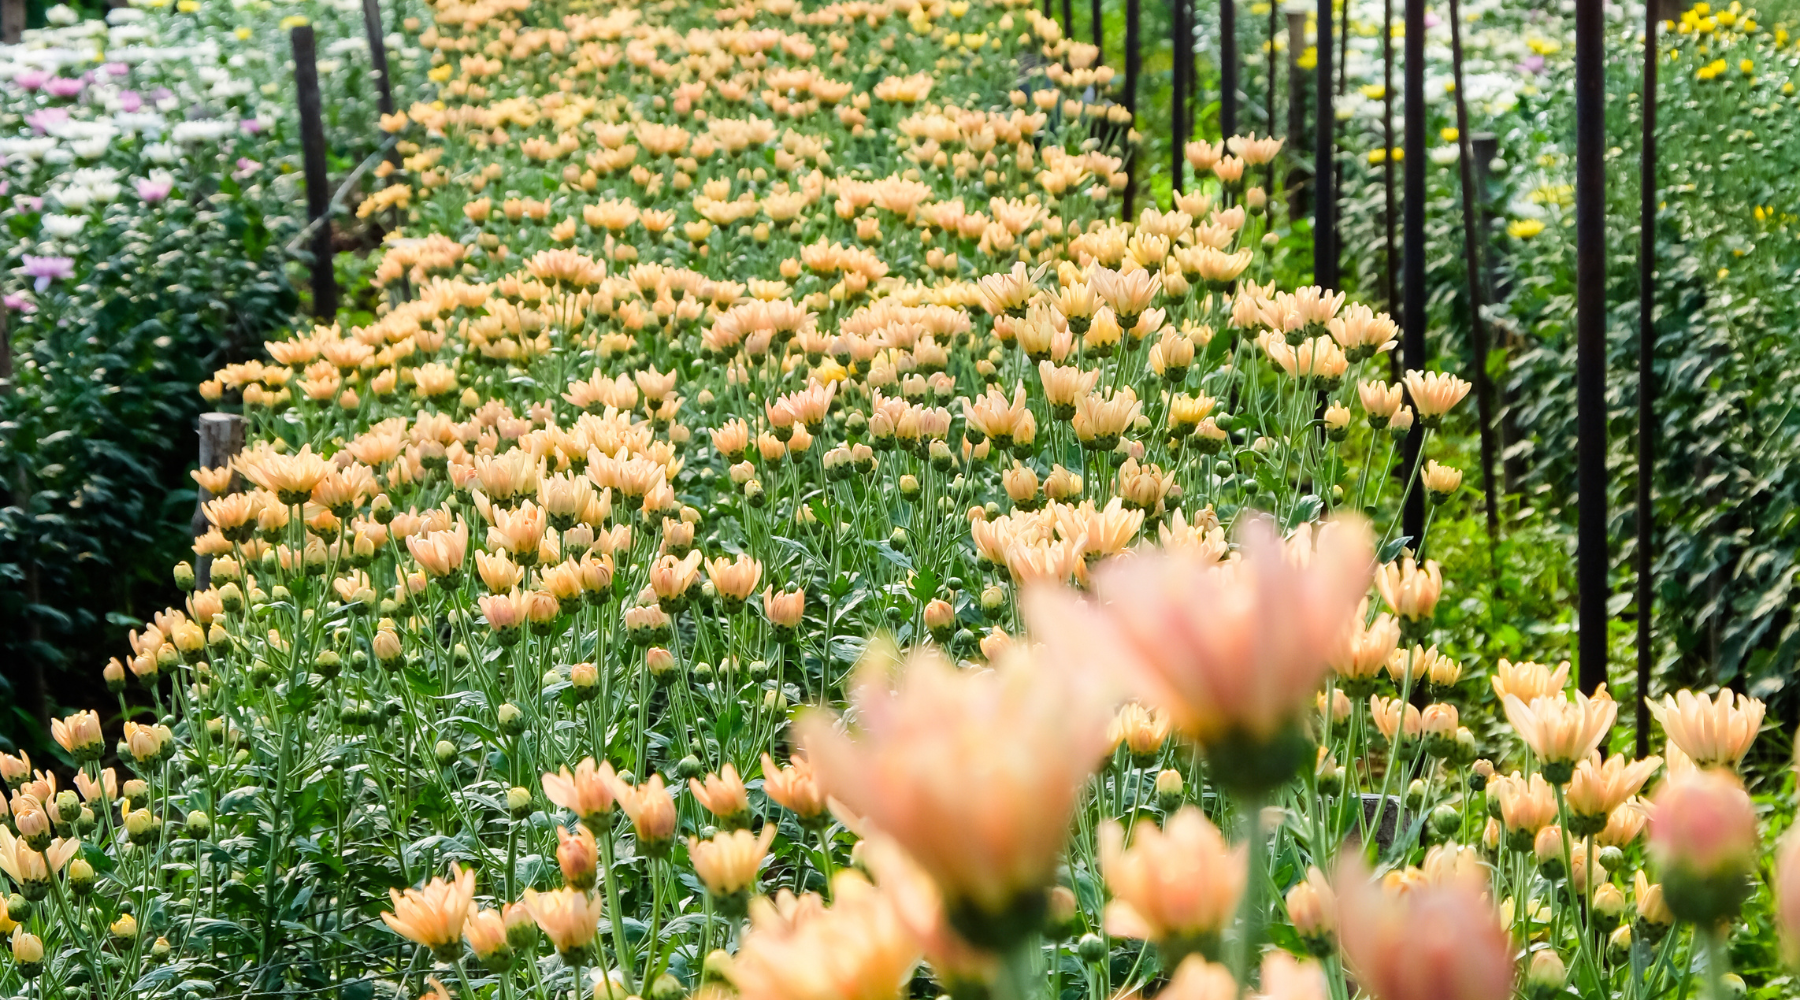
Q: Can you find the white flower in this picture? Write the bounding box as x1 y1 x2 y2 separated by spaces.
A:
105 6 146 23
42 214 86 238
88 180 121 204
71 136 110 159
171 120 232 144
1429 145 1460 166
45 4 79 25
0 137 59 160
54 185 94 211
143 142 178 164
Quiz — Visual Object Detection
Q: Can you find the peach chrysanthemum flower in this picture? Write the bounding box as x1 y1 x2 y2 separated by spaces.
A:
1648 689 1764 770
521 886 605 957
542 757 618 827
1500 686 1618 774
1648 768 1758 923
1099 806 1245 959
688 826 775 898
1028 516 1372 790
797 644 1109 948
762 752 827 823
381 865 476 959
1334 857 1513 1000
689 763 750 827
1564 753 1662 828
726 871 920 1000
1157 955 1239 1000
1488 658 1570 704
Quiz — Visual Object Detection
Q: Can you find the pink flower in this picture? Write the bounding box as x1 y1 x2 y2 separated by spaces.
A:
13 70 48 92
240 118 263 134
103 63 129 76
25 108 69 134
135 176 173 203
16 196 42 213
1334 858 1513 1000
797 645 1111 947
1027 515 1372 768
117 90 142 112
45 77 84 99
233 158 261 180
1647 769 1757 922
17 256 74 292
3 293 35 313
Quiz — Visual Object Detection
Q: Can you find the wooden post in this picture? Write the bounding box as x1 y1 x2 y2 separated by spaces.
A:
362 0 396 117
1265 2 1277 178
0 0 22 44
1575 0 1607 696
1172 0 1187 193
1220 0 1238 137
1313 0 1335 289
1062 0 1074 43
1447 0 1498 548
1286 11 1308 226
1123 0 1140 217
1636 0 1659 756
191 413 246 591
1092 0 1104 57
1400 0 1426 541
292 25 338 321
1381 0 1398 338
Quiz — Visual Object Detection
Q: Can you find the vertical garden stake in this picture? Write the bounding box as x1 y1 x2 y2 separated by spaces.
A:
1172 0 1187 193
1313 0 1335 288
1286 11 1307 225
293 25 338 321
1124 0 1141 217
1400 0 1426 542
1575 0 1607 696
362 0 397 118
191 413 245 591
1635 0 1658 756
1221 0 1237 138
1446 0 1499 548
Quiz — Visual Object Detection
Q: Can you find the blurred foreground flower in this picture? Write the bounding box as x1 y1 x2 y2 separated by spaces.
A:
1027 515 1372 795
726 872 919 1000
1335 857 1513 1000
1649 768 1757 924
798 644 1109 949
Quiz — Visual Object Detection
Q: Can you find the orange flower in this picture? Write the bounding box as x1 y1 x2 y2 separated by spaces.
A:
1099 806 1245 958
1334 858 1513 1000
688 826 775 898
764 586 806 629
726 872 920 1000
1285 866 1336 952
706 554 763 607
1649 689 1764 770
381 865 476 959
542 757 619 827
689 763 751 827
557 824 598 891
612 773 677 853
1031 517 1371 791
521 886 605 956
50 711 104 762
1565 753 1662 829
1156 956 1239 1000
797 645 1109 948
1501 687 1618 776
762 752 827 823
1488 658 1570 704
1374 556 1442 622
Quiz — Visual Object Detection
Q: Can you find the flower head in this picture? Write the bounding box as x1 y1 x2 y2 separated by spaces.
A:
727 872 920 1000
1030 517 1371 791
521 886 605 956
797 644 1109 948
1501 687 1618 775
1649 689 1764 770
688 826 775 897
542 757 619 826
1334 858 1513 1000
1099 806 1245 959
1648 769 1757 923
381 865 476 959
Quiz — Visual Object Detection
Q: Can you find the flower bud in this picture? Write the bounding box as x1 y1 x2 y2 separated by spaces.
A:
185 810 212 839
1154 768 1184 811
173 561 196 592
434 740 459 766
67 858 95 895
570 661 600 702
506 787 534 819
1525 950 1565 1000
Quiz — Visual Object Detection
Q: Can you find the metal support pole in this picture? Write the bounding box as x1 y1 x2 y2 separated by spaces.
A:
1400 0 1426 542
1382 0 1398 328
1447 0 1499 547
1221 0 1238 137
1635 0 1659 754
1093 0 1104 60
1575 0 1608 695
1313 0 1336 288
1172 0 1188 193
1123 0 1141 217
191 413 245 591
292 26 338 321
1286 11 1308 226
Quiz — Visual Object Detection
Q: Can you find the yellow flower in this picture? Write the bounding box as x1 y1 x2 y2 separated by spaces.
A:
278 14 308 29
1440 127 1459 142
1507 218 1546 239
428 64 453 83
177 0 200 11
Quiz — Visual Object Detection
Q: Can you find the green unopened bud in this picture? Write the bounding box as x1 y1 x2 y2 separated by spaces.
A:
650 973 685 1000
66 858 95 895
497 703 526 737
702 948 733 984
173 562 196 592
314 649 342 680
506 787 533 819
185 810 212 839
1155 768 1184 811
1525 950 1565 1000
434 740 459 766
1077 932 1108 964
5 894 33 923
